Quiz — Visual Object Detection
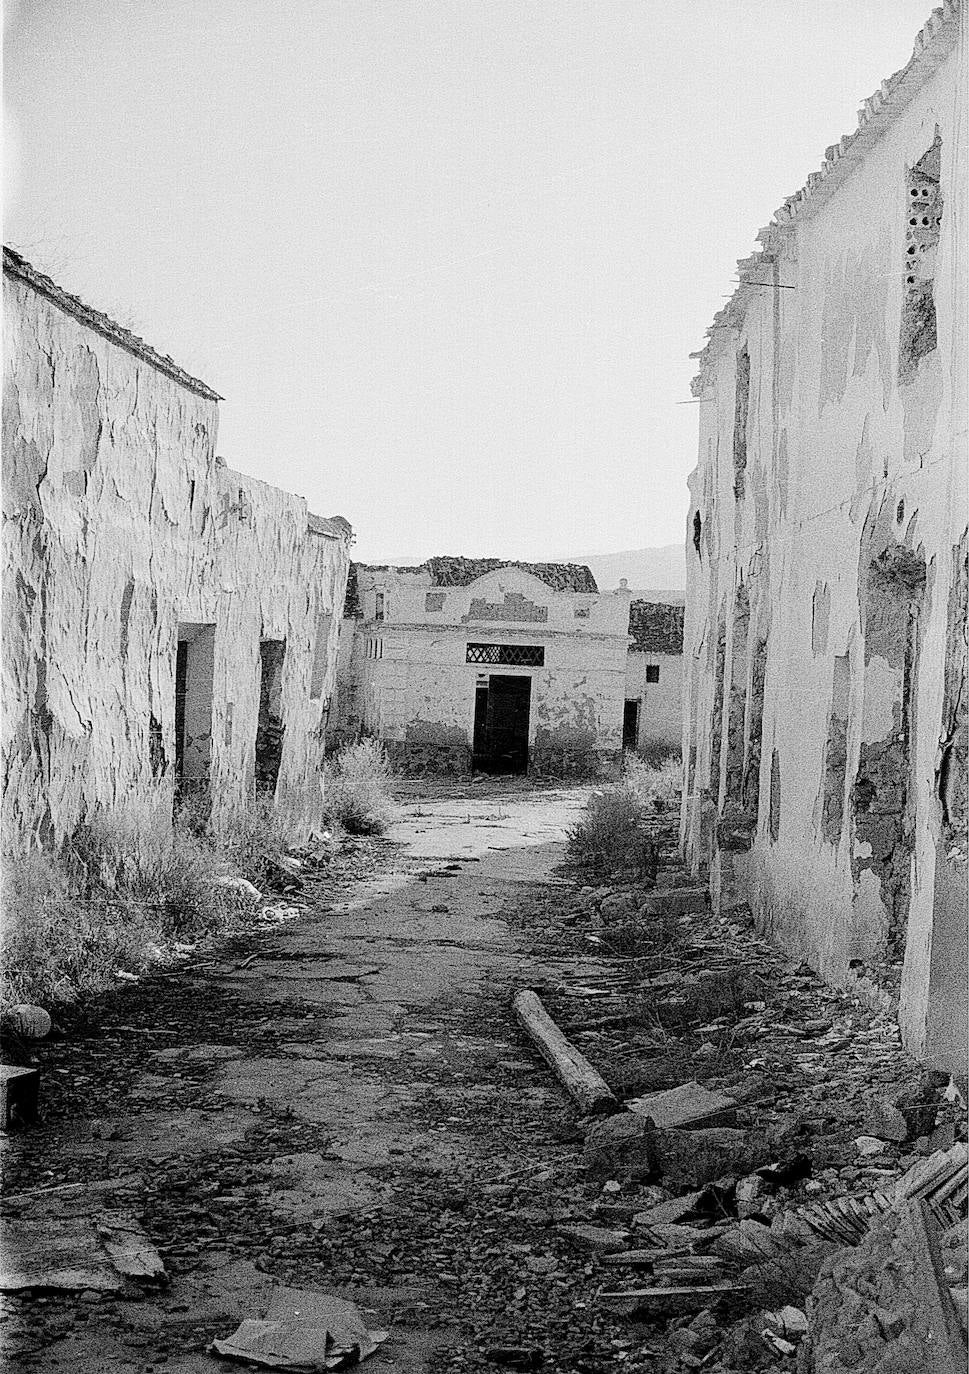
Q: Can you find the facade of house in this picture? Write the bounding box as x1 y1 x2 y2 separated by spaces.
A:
680 3 967 1072
624 600 684 754
330 558 632 774
2 248 352 849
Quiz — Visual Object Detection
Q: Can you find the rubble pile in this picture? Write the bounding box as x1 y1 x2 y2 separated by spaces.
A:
510 808 969 1371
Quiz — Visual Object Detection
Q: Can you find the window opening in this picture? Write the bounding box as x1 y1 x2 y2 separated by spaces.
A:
255 639 286 794
900 133 942 382
733 347 751 498
466 643 544 667
174 624 216 802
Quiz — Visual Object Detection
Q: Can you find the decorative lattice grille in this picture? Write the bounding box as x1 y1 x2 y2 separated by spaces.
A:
466 643 544 667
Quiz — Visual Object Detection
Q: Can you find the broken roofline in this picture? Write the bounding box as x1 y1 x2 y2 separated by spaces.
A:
2 246 223 402
353 556 599 594
690 0 960 390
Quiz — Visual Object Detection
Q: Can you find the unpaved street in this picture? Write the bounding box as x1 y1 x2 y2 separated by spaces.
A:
4 785 644 1372
3 783 957 1374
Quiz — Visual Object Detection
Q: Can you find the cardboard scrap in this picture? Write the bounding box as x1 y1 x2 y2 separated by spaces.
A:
211 1286 388 1370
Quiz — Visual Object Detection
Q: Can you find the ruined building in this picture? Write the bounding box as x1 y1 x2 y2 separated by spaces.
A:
2 248 352 848
330 559 633 774
680 3 966 1072
329 560 685 774
624 599 684 754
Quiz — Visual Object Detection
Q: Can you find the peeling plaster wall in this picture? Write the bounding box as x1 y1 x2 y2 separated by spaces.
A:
332 568 630 773
624 652 683 751
2 272 350 848
681 29 967 1071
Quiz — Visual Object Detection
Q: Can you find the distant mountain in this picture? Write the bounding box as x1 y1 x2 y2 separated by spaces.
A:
569 544 686 595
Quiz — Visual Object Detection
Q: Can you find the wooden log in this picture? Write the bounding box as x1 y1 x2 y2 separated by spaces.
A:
512 989 618 1115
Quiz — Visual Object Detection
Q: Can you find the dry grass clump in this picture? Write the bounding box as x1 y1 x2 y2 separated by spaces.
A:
566 786 658 879
1 799 252 1012
218 792 302 889
324 739 397 835
623 754 682 814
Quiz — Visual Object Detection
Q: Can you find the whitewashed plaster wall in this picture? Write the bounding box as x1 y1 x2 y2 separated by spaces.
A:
2 269 350 848
625 652 683 751
335 568 630 768
680 19 967 1071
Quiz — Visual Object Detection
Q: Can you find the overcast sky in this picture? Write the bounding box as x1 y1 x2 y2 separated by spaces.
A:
5 0 930 562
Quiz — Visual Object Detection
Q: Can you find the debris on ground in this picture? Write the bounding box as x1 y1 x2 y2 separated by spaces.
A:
0 1181 166 1294
211 1285 388 1370
513 989 618 1116
0 1061 40 1131
1 786 965 1373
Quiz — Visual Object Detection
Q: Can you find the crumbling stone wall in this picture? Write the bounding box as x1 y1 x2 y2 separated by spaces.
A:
851 539 926 985
709 611 728 797
724 584 750 804
899 133 943 384
2 258 351 849
681 7 965 1069
821 655 851 844
733 346 751 499
742 635 768 816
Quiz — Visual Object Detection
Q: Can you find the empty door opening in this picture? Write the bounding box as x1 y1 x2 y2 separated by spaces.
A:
175 623 216 801
472 674 531 775
256 639 286 794
623 700 640 751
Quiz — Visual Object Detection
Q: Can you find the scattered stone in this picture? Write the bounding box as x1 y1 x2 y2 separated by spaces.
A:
855 1135 888 1157
2 1005 52 1040
584 1112 657 1181
864 1101 909 1143
627 1081 737 1131
632 1191 703 1228
555 1222 628 1253
212 875 262 901
650 1126 764 1187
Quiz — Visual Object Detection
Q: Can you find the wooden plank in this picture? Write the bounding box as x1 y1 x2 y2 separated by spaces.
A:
512 989 617 1115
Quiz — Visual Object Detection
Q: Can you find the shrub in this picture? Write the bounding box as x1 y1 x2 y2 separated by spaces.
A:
635 740 682 770
324 739 396 835
566 785 656 878
623 754 682 814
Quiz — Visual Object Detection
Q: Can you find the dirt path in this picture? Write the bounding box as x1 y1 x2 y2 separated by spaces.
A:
5 783 958 1374
4 785 653 1373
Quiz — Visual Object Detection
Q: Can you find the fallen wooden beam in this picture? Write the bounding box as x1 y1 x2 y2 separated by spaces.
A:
512 989 618 1115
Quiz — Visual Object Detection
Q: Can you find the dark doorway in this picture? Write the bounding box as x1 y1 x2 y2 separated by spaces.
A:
472 674 531 774
255 639 286 794
623 699 640 752
174 623 216 801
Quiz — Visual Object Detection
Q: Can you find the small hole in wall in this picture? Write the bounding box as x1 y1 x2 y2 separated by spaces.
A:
896 499 905 523
692 511 702 556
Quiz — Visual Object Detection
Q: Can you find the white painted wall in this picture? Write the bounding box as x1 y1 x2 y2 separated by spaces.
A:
3 266 351 845
625 652 683 751
680 16 967 1070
